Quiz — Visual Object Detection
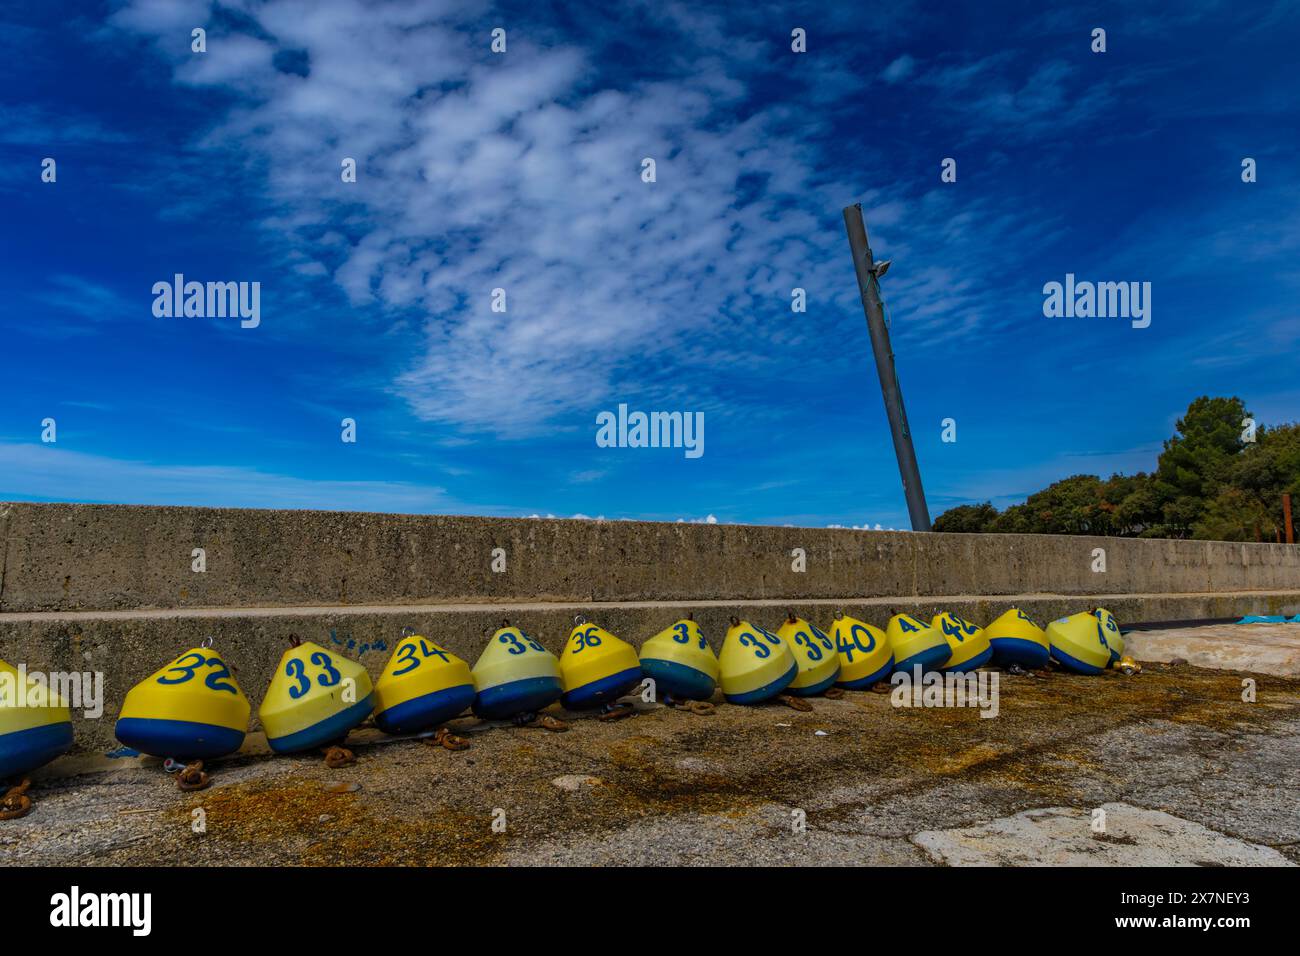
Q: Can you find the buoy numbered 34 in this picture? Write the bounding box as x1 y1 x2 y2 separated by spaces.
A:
373 631 476 735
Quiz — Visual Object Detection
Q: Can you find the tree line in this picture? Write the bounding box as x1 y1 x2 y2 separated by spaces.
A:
933 396 1300 541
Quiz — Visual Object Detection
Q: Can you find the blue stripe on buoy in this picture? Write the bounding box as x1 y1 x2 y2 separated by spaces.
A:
639 659 715 701
989 638 1050 668
472 676 562 720
894 644 950 674
787 670 839 697
374 684 476 735
724 660 798 705
835 657 895 690
265 694 375 754
1049 647 1106 675
944 646 993 673
0 722 74 779
114 717 244 760
561 666 644 710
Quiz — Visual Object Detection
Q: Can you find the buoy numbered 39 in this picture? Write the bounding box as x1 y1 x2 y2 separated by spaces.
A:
775 615 841 696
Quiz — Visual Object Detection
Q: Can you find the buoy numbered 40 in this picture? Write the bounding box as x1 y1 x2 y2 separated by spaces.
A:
829 614 893 689
983 608 1051 668
638 618 719 701
1093 607 1125 663
559 619 643 709
718 619 797 704
775 615 840 696
471 624 562 720
1046 612 1113 674
931 612 993 672
373 631 476 735
1 659 74 779
886 613 951 674
259 640 374 753
115 642 249 760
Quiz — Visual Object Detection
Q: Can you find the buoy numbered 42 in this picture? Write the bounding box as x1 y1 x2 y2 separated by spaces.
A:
559 619 643 709
983 608 1051 668
373 631 476 735
829 614 893 689
1 659 74 779
471 624 562 720
1046 612 1113 674
886 613 951 674
115 642 249 760
931 612 993 672
776 615 840 696
638 618 719 702
259 640 374 753
718 619 797 704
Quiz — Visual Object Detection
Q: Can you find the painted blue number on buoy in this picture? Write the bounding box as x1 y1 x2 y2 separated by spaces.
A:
809 624 834 651
941 618 964 642
312 652 342 687
1095 621 1110 649
794 631 823 661
286 653 344 698
837 624 875 663
672 622 707 649
393 639 452 675
739 632 771 659
203 660 238 694
571 626 603 654
157 652 236 693
898 617 920 633
286 658 310 698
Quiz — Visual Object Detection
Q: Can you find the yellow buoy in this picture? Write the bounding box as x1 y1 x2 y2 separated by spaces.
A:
373 629 476 735
115 641 250 759
259 639 374 753
886 612 951 674
638 617 719 702
776 614 841 696
0 659 74 778
1093 607 1125 664
559 618 643 709
718 618 797 704
1045 612 1113 674
983 608 1051 668
931 612 993 672
828 613 893 689
471 623 562 719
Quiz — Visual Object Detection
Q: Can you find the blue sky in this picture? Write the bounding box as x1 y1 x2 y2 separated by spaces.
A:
2 0 1297 528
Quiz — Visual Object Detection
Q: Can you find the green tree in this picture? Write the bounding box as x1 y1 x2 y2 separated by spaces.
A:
933 502 997 532
1151 396 1249 537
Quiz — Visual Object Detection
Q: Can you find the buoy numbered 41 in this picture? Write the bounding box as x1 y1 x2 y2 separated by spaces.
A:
260 640 374 753
373 631 476 735
775 615 840 696
718 619 797 704
638 618 718 701
115 643 249 760
1 659 74 779
559 620 643 709
886 613 951 674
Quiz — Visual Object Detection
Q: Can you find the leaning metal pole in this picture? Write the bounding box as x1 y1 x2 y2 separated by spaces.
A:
842 203 932 532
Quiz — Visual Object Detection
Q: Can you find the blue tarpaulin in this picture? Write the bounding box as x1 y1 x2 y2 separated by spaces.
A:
1236 614 1300 624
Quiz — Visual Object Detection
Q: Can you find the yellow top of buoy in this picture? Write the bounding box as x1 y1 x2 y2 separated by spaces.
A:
559 620 640 694
259 640 373 742
638 619 720 680
0 658 73 735
886 613 950 668
931 612 992 670
118 646 250 733
776 615 840 692
983 608 1049 647
1045 611 1113 673
374 633 474 715
472 625 560 691
718 618 796 701
828 614 892 687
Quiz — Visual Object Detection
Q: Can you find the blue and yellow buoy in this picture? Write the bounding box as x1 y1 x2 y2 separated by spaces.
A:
886 613 951 674
259 638 374 753
0 659 74 779
718 618 797 704
559 618 643 709
776 614 840 696
115 641 250 760
373 629 476 735
828 612 893 689
471 623 562 720
983 608 1051 668
1046 612 1113 675
638 617 718 702
932 612 993 672
1093 607 1125 664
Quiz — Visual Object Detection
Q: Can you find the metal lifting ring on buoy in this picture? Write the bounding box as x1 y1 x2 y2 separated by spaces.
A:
200 635 215 649
288 633 303 648
400 626 417 638
573 615 586 626
0 779 34 821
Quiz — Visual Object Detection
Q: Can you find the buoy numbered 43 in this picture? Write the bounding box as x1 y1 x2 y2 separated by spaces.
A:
1046 612 1113 674
260 640 374 753
776 615 840 696
718 619 797 704
983 608 1051 668
1 659 75 779
638 618 718 701
373 632 476 735
115 643 249 760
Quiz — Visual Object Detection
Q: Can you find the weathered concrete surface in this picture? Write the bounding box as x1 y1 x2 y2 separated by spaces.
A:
4 660 1297 867
5 593 1299 753
913 803 1292 866
4 502 1298 612
1126 623 1300 678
